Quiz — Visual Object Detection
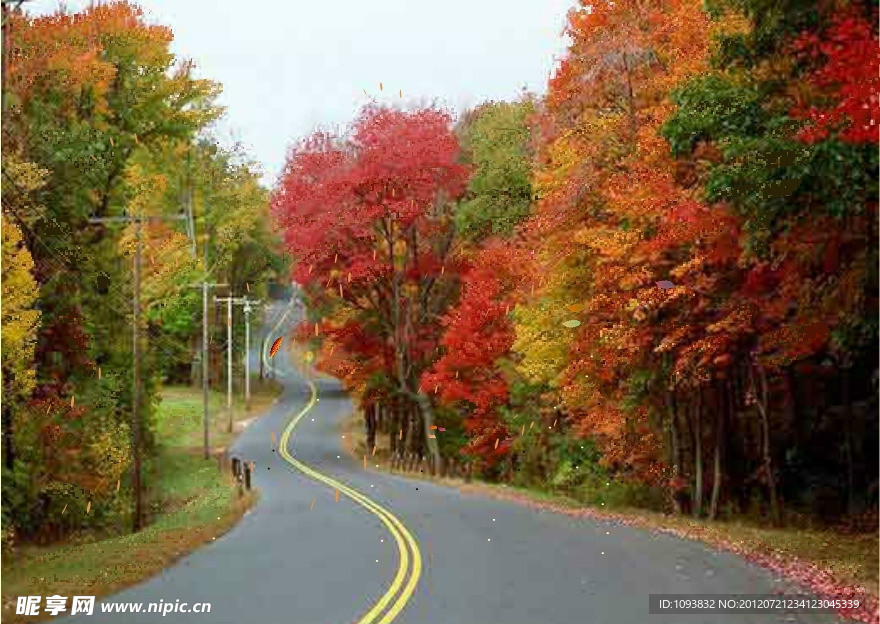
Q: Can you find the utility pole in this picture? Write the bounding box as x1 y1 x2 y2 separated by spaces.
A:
214 295 247 432
182 166 225 461
189 280 227 458
89 212 186 533
241 297 261 412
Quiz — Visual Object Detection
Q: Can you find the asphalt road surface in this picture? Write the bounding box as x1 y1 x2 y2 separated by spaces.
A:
62 300 843 624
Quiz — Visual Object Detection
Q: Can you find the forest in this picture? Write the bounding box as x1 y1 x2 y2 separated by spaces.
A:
272 0 879 528
1 2 283 546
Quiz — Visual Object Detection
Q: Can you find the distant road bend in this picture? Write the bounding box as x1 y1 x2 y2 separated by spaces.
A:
62 299 843 624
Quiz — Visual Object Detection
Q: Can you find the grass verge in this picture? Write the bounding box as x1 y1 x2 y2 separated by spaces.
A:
340 412 879 622
1 380 281 623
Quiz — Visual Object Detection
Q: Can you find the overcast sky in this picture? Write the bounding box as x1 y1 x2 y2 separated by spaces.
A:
27 0 575 188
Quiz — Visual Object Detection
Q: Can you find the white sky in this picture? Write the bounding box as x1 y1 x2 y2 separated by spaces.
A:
26 0 575 188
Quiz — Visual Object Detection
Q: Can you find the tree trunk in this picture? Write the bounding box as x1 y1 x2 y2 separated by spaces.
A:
753 363 782 526
2 400 14 471
407 404 420 456
399 403 409 464
377 404 386 434
387 404 398 459
709 381 726 521
667 389 685 515
841 372 856 516
414 390 442 471
364 403 377 455
693 386 704 518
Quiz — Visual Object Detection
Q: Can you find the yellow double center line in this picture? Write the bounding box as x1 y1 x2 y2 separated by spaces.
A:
278 379 422 624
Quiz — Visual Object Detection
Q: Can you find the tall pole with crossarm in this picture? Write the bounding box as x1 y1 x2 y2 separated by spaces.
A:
189 278 227 459
241 297 261 412
89 212 186 533
214 295 247 432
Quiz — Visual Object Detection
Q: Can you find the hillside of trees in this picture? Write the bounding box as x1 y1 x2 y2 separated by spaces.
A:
272 0 878 527
1 2 283 547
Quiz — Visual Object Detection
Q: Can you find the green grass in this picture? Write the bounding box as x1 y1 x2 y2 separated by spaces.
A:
156 378 282 451
1 380 281 623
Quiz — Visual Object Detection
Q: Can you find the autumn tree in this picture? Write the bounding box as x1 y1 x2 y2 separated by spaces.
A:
1 1 279 540
662 0 878 521
1 211 42 548
455 99 537 241
273 105 468 468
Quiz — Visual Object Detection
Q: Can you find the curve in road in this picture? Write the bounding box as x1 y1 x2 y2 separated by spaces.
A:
60 299 844 624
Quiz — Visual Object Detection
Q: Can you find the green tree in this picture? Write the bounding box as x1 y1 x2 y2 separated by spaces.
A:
455 99 536 241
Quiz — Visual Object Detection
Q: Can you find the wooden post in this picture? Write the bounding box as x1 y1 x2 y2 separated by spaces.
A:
244 463 251 490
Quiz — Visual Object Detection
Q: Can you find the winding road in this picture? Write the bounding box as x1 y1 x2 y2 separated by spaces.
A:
64 299 842 624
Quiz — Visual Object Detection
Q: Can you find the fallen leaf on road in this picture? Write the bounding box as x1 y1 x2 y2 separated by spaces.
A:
269 337 283 358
